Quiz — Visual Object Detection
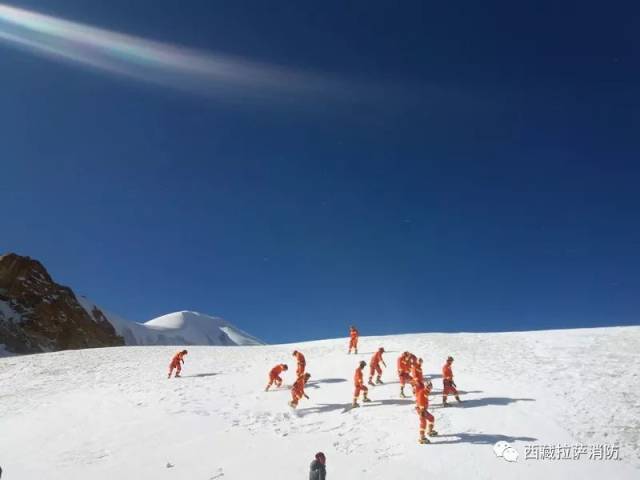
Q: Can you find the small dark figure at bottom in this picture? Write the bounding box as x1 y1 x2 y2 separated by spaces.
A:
309 452 326 480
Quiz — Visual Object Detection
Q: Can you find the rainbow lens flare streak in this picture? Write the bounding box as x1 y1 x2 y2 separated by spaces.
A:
0 3 336 100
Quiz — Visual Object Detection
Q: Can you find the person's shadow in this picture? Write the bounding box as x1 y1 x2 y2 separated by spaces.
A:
432 432 538 445
183 372 218 378
432 397 535 409
298 397 414 415
304 378 347 389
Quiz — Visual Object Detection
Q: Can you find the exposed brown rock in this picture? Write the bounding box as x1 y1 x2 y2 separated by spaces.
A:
0 253 124 354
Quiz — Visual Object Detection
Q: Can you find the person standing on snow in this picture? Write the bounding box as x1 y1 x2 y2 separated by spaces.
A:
397 352 413 398
415 378 438 444
309 452 327 480
293 350 306 377
265 363 288 391
352 360 372 407
289 372 311 408
348 326 359 354
168 349 188 378
368 347 387 385
442 356 462 406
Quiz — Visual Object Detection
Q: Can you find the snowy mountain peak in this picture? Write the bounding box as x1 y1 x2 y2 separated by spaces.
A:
78 298 264 347
145 311 226 329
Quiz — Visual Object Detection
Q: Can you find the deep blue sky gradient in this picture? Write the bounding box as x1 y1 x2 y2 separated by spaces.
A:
2 0 639 343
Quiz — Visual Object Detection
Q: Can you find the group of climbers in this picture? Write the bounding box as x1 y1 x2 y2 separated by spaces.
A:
165 325 462 445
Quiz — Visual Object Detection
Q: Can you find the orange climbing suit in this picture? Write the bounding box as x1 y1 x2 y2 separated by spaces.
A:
442 363 458 395
267 364 287 388
415 382 434 429
349 328 359 351
370 351 384 378
411 362 423 386
290 374 307 406
168 351 186 377
354 367 368 398
294 351 306 376
397 355 412 386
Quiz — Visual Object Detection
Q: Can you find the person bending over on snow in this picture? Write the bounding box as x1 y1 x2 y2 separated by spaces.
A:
309 452 327 480
397 352 413 398
352 360 372 407
368 347 387 385
293 350 306 377
168 349 188 379
289 372 311 409
416 378 438 444
442 356 461 406
348 325 359 354
265 363 288 391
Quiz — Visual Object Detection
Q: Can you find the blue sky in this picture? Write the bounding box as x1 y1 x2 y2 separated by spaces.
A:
1 0 639 343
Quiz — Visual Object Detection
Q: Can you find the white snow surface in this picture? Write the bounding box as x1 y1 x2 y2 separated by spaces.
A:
78 297 263 346
0 327 638 479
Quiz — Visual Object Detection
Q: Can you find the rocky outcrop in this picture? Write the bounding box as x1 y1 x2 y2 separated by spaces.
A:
0 253 124 354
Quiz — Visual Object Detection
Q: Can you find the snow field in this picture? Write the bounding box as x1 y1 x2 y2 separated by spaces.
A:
0 327 638 479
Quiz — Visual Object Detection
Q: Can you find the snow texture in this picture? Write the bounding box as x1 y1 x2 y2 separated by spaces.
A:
0 299 21 324
78 297 263 346
0 327 638 479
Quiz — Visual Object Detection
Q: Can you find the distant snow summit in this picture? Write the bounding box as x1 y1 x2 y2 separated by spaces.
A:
79 299 264 347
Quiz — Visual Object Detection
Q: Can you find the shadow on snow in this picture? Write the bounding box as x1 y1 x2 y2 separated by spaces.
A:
432 397 535 409
182 372 218 378
298 398 414 415
305 378 347 389
429 390 483 395
432 432 538 445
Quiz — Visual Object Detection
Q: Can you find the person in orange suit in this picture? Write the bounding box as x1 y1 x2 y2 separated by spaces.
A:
411 357 424 388
348 326 359 354
397 352 413 398
352 360 371 407
415 378 438 444
442 356 461 406
293 350 306 377
289 372 311 408
368 347 387 385
265 363 288 391
407 352 418 368
168 349 188 379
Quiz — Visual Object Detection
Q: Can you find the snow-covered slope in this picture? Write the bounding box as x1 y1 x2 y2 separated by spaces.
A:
0 327 638 479
78 297 263 346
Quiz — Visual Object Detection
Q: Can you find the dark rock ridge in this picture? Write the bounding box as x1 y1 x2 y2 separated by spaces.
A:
0 253 124 354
